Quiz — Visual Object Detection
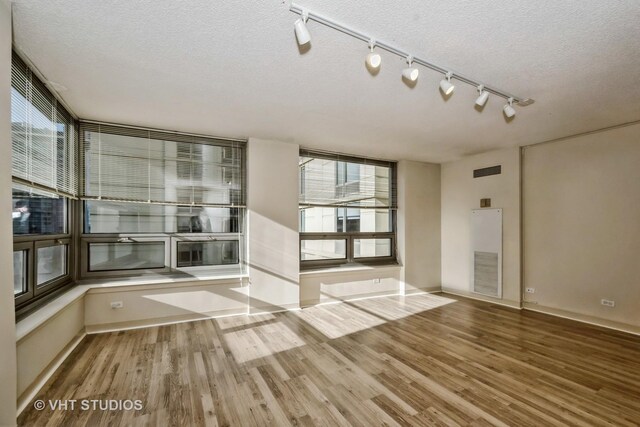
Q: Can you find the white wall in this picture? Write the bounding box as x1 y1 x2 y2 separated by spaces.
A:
247 138 300 313
300 266 401 306
522 123 640 331
397 160 441 294
0 1 18 424
84 279 248 332
441 147 521 306
17 297 84 403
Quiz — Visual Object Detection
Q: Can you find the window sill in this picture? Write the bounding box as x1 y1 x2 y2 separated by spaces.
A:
77 271 249 288
299 262 402 277
16 285 89 342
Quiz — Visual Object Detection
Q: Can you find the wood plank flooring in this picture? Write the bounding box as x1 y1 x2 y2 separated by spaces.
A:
18 293 640 426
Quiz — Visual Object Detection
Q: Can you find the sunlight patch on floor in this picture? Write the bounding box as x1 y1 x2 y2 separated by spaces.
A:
294 293 456 339
221 321 307 363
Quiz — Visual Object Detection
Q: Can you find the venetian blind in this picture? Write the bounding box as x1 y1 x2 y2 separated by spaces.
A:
79 122 246 207
299 150 397 209
11 52 77 197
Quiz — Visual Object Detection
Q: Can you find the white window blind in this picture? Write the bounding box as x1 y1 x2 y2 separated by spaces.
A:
299 150 396 209
80 122 245 207
11 52 77 197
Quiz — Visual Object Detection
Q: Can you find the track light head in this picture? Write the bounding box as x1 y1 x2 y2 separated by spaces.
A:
402 67 419 81
439 72 455 95
294 11 311 46
475 84 489 107
402 56 419 82
365 40 381 69
503 97 516 118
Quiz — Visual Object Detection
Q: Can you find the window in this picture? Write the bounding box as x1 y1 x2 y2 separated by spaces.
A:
299 150 397 268
176 240 240 267
11 52 76 311
79 122 246 277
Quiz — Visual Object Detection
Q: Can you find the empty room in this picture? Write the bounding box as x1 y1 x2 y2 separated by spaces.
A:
1 1 639 426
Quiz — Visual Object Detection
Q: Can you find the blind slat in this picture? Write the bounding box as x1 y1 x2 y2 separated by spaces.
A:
10 51 77 197
80 122 246 207
299 151 397 209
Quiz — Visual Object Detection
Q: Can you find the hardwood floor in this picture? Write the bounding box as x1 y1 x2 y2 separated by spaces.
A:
18 293 640 426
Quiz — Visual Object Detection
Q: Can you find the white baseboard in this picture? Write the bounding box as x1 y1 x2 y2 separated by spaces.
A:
404 286 441 295
441 288 522 309
248 302 301 315
17 329 86 416
85 308 248 334
523 302 640 336
301 290 400 308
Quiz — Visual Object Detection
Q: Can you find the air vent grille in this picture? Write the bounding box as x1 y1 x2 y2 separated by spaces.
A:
473 165 501 178
473 251 499 297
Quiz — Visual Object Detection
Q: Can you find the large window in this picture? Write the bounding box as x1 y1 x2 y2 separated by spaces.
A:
79 122 246 277
299 150 397 268
11 52 76 310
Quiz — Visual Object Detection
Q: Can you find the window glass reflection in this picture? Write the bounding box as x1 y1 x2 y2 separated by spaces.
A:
12 186 66 235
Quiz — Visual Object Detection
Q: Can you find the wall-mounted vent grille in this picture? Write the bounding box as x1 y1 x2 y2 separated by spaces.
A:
473 165 501 178
473 251 499 297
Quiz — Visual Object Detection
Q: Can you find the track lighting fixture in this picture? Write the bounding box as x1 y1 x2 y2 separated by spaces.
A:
365 40 381 69
402 56 419 82
294 11 311 46
439 72 455 95
288 3 534 119
475 84 489 107
503 97 516 118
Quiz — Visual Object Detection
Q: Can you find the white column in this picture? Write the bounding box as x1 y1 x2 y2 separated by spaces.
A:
397 160 441 295
247 138 300 313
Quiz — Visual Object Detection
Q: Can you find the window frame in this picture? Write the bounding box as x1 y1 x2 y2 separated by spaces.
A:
299 151 398 269
34 237 72 295
13 241 34 306
171 234 244 272
78 121 247 279
11 49 78 313
80 235 172 278
13 198 75 311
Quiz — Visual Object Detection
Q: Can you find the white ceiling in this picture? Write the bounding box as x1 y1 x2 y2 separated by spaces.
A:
11 0 640 163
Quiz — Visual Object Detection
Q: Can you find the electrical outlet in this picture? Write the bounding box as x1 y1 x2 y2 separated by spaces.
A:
110 301 124 309
601 299 615 307
373 278 381 284
526 288 535 294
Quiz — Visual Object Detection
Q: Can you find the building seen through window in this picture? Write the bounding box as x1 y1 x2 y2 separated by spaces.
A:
299 151 396 266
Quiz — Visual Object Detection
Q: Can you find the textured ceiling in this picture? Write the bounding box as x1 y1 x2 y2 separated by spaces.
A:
11 0 640 162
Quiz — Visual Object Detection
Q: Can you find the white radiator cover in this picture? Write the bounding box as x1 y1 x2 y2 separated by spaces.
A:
471 209 503 298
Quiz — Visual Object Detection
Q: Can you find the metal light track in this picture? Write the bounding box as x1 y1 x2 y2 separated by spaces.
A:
289 3 534 106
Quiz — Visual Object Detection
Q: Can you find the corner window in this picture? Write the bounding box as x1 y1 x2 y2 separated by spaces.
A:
11 51 76 311
299 150 397 268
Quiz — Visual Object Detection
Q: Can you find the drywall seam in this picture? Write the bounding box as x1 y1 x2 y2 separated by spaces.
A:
520 118 640 150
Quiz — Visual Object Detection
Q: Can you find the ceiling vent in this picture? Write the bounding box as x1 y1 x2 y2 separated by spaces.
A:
473 165 501 178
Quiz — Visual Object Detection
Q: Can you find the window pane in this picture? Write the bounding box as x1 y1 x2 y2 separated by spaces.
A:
85 201 242 234
354 238 392 258
300 207 390 233
299 156 391 208
82 125 244 206
89 242 165 271
301 239 346 261
177 240 239 267
37 245 67 285
11 53 76 195
12 186 67 235
13 250 27 295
